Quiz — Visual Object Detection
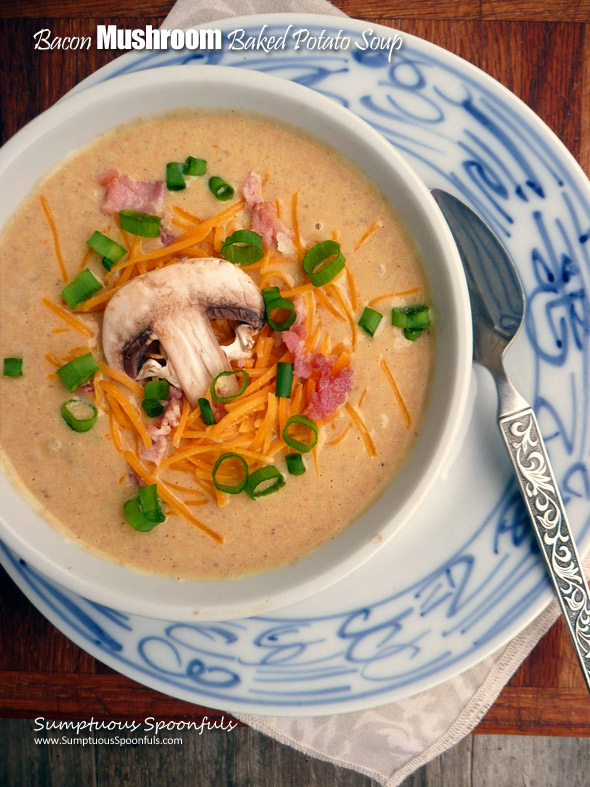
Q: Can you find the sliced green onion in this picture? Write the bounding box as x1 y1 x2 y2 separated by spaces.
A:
276 362 294 399
61 398 98 433
56 352 99 392
358 306 383 336
87 231 126 271
302 240 345 286
283 414 318 453
208 176 234 202
143 379 170 400
3 357 23 377
198 398 216 425
124 484 165 532
262 286 280 306
138 484 165 523
184 156 207 176
391 305 431 340
212 453 249 495
246 466 286 500
142 398 165 418
60 269 102 310
166 161 186 191
210 370 250 403
266 297 296 331
119 209 161 238
286 453 306 476
221 229 264 266
403 328 423 341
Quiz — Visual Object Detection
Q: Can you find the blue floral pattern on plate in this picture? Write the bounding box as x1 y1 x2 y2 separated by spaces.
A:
2 16 589 714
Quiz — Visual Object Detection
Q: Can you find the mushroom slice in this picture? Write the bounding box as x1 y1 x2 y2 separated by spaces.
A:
102 259 264 406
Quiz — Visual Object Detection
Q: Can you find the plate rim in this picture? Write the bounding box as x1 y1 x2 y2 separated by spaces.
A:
1 12 589 715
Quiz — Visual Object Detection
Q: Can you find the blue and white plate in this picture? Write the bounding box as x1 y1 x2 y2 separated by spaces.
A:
2 15 589 715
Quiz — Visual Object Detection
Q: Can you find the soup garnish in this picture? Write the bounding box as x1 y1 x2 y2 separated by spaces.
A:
0 112 435 579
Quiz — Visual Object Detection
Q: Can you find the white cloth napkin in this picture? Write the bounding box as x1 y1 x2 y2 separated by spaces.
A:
162 1 586 784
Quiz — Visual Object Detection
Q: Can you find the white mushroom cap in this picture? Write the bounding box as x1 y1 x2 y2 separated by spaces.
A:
102 259 265 406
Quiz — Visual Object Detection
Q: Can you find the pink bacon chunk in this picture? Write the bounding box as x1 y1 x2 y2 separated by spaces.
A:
99 169 164 216
242 171 294 251
305 355 354 421
142 386 183 465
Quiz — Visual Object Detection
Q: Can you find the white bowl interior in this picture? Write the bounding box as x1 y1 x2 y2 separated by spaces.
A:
0 66 471 620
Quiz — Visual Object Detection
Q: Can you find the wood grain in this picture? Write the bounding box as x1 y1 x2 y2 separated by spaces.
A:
0 1 174 19
1 0 589 740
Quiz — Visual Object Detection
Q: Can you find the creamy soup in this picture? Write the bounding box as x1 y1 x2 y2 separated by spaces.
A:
0 112 434 580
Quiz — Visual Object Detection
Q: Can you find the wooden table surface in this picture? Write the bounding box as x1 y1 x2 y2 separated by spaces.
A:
1 0 589 737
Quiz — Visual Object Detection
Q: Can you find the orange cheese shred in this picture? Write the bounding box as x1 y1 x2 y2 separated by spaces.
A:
98 363 143 397
41 297 94 338
124 451 223 543
368 287 421 307
353 220 382 252
345 267 360 312
173 395 190 448
345 403 377 457
379 358 412 429
39 195 68 283
328 284 357 350
100 380 151 450
327 423 352 446
111 200 245 273
331 351 351 376
291 191 302 260
315 288 345 321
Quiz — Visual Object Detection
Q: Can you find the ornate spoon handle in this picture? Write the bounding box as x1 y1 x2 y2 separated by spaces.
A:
499 406 590 691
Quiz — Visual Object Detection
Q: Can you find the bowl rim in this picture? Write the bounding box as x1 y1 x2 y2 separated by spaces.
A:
0 64 472 620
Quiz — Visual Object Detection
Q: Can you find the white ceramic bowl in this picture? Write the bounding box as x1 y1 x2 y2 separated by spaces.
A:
0 65 472 620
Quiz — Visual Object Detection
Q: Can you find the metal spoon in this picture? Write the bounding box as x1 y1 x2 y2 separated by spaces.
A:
432 188 590 691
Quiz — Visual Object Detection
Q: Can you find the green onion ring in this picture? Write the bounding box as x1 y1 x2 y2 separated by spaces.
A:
86 231 126 271
138 484 166 523
210 370 250 403
143 380 170 400
124 484 165 532
119 210 162 238
60 269 102 310
302 240 345 287
266 297 296 331
61 398 98 433
221 229 264 266
212 453 249 495
208 176 234 202
275 362 294 399
3 357 23 377
391 305 431 340
285 453 306 476
261 286 280 306
198 398 216 425
246 466 286 500
358 306 383 337
283 414 319 453
56 352 100 393
142 398 165 418
166 161 186 191
184 156 207 176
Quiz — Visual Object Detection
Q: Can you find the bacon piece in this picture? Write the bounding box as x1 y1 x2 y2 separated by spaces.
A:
77 381 94 395
142 386 183 464
305 354 354 421
160 230 176 247
210 401 227 421
242 171 293 251
274 298 307 353
294 353 312 378
99 170 164 216
128 468 145 488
